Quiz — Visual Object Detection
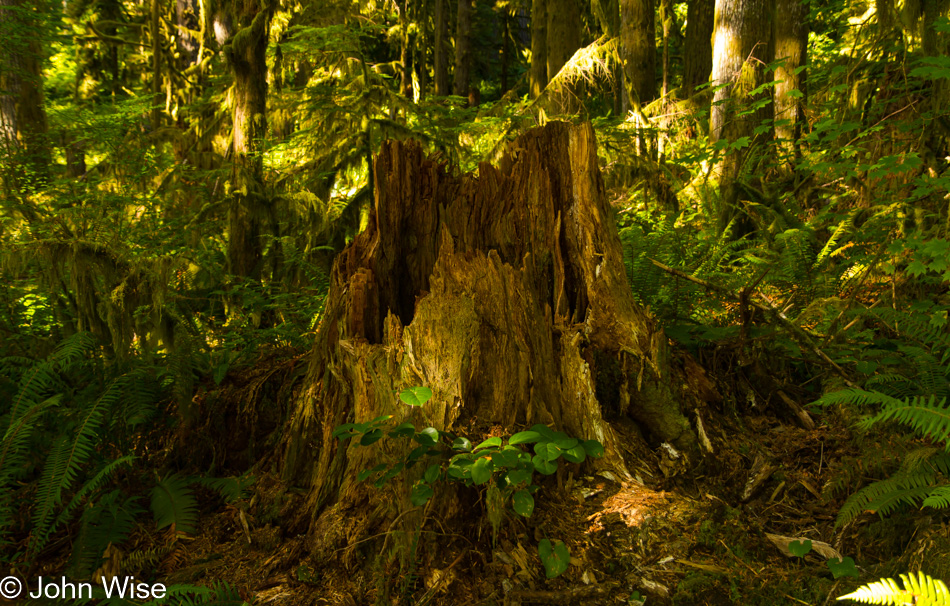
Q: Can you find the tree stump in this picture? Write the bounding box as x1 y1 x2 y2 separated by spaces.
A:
279 121 697 566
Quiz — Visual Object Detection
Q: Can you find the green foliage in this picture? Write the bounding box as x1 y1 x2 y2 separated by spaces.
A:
838 572 950 605
151 473 200 535
334 387 603 579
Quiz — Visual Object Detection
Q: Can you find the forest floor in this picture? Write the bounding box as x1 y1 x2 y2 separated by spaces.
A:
146 350 950 606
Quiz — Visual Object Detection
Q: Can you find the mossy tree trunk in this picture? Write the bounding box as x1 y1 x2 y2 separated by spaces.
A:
279 122 697 568
452 0 472 97
0 0 50 191
226 0 273 280
434 0 450 95
773 0 807 164
710 0 773 233
683 0 714 98
530 0 547 98
620 0 656 110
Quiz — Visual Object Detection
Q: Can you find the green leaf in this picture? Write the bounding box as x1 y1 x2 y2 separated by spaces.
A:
538 539 570 578
378 462 405 484
855 360 878 375
410 483 434 506
530 424 557 440
493 448 521 468
400 386 433 407
447 457 472 479
407 445 430 461
471 457 494 485
512 490 535 517
827 556 859 579
555 438 579 450
388 422 417 438
451 436 473 451
332 424 357 440
360 428 383 446
474 437 503 451
582 440 605 458
151 474 198 535
414 427 440 446
562 445 587 464
507 468 533 485
424 464 441 484
789 539 812 557
532 455 557 475
510 431 542 445
357 463 388 482
534 442 561 461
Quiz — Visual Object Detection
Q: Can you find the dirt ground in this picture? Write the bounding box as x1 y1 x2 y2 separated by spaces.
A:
144 359 950 606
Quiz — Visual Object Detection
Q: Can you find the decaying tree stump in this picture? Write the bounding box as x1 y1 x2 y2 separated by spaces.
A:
279 121 697 566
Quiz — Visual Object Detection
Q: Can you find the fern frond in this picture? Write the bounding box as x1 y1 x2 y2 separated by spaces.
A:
71 491 144 578
53 455 136 535
836 473 934 527
921 485 950 509
151 473 199 535
812 388 905 409
195 473 256 503
30 379 121 554
47 331 96 371
858 395 950 447
838 571 950 605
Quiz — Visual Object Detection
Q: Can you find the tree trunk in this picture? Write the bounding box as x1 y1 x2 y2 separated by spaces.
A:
620 0 656 108
590 0 623 114
418 0 428 99
401 0 411 99
773 0 807 163
150 0 162 131
683 0 714 98
710 0 773 233
227 1 273 280
546 0 580 83
279 122 697 565
0 0 50 190
453 0 472 97
434 0 450 95
501 10 510 93
660 0 673 98
530 0 547 98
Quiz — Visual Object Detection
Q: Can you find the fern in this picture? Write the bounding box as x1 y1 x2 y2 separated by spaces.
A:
856 395 950 446
838 571 950 605
70 490 145 578
29 376 123 557
151 473 199 535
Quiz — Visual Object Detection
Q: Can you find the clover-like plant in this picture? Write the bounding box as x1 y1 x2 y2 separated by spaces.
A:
332 387 604 578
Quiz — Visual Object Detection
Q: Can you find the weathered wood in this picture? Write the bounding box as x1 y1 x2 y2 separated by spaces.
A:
280 121 697 561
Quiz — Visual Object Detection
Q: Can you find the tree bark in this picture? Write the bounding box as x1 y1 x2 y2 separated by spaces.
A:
683 0 714 97
0 0 50 190
279 122 697 562
773 0 807 162
418 0 428 99
227 0 273 280
710 0 773 233
530 0 547 98
434 0 450 95
453 0 472 97
546 0 580 84
401 0 411 99
620 0 656 108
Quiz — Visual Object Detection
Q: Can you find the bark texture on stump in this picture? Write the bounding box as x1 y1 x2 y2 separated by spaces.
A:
281 122 695 562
